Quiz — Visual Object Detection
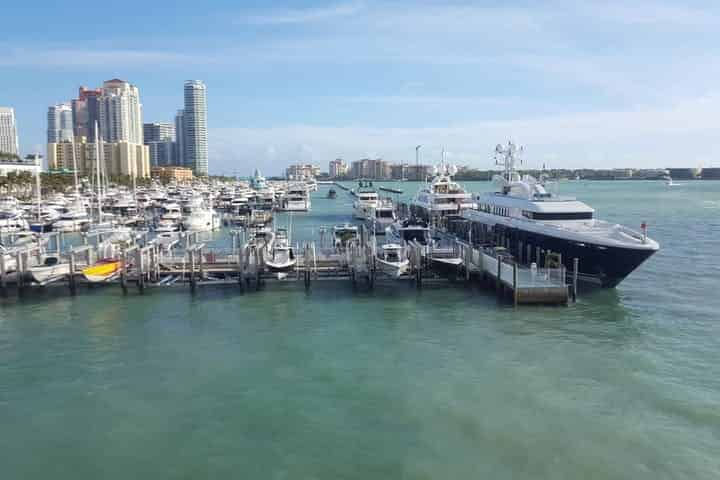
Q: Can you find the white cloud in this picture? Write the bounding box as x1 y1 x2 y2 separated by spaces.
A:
240 1 364 25
0 47 208 68
209 94 720 174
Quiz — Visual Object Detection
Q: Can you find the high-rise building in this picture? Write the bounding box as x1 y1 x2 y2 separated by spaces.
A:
329 159 348 178
0 107 19 155
98 79 143 144
174 110 185 166
183 80 208 175
72 87 102 141
350 158 391 179
47 104 74 143
143 122 176 167
143 122 175 143
286 164 320 180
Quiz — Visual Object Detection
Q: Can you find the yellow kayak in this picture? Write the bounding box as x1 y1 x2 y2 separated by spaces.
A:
82 259 123 283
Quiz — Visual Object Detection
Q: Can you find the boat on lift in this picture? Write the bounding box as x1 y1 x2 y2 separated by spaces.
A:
375 243 409 278
82 258 123 283
461 141 660 287
264 228 296 274
333 224 359 252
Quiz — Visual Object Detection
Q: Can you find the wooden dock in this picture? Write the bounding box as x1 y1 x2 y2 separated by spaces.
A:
1 225 573 305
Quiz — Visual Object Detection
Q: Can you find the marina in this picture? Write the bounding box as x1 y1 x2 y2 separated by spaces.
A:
0 154 604 305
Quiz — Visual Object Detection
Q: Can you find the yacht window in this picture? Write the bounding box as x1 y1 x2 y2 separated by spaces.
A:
378 210 394 218
525 211 593 220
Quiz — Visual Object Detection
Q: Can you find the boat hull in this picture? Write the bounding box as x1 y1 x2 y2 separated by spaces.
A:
466 223 657 288
82 260 123 283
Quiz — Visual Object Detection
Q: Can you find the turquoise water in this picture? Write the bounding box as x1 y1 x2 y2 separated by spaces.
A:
1 181 719 479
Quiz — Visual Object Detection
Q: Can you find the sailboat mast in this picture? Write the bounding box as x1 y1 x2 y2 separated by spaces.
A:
35 157 41 222
70 136 79 197
95 121 103 222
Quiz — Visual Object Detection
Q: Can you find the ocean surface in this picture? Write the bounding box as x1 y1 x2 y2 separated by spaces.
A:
1 180 719 479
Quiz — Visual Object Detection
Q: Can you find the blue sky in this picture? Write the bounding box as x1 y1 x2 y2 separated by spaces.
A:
2 0 720 174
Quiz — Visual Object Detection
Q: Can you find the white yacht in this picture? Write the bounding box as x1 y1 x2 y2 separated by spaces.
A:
366 198 395 234
411 162 476 218
461 142 660 287
0 209 29 233
52 202 91 232
156 202 182 233
353 180 379 220
181 198 221 232
281 184 311 212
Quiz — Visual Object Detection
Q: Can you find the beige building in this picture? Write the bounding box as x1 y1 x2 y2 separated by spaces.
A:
151 166 193 183
47 138 149 178
285 163 320 180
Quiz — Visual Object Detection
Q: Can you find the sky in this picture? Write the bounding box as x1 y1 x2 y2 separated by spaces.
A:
2 0 720 175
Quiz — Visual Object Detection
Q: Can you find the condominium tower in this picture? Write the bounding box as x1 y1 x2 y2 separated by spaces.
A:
0 107 19 155
47 104 74 143
183 80 208 176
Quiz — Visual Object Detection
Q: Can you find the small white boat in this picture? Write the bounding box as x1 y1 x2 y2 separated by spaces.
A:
264 228 296 273
375 243 409 278
29 256 71 284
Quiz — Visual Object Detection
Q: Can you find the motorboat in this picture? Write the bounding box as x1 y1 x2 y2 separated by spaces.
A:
375 243 409 278
181 197 221 232
327 188 337 199
281 184 311 212
461 141 659 287
264 228 296 273
366 198 395 235
52 202 91 232
386 218 432 247
82 258 123 283
411 158 476 219
353 180 379 220
0 209 29 233
28 256 71 284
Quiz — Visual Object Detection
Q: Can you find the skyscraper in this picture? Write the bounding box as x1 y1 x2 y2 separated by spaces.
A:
143 122 176 167
47 104 73 143
98 79 143 144
174 109 185 166
72 87 102 141
183 80 208 176
0 107 19 155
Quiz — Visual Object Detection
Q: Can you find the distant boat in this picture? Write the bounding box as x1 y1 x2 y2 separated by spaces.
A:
327 188 337 199
82 259 123 283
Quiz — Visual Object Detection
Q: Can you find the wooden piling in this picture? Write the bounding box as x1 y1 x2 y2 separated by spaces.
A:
120 247 128 294
513 262 518 307
68 251 77 295
496 255 503 300
0 253 6 292
572 257 579 303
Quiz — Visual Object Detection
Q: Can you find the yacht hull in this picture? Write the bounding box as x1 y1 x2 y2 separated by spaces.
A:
512 229 656 288
468 223 656 288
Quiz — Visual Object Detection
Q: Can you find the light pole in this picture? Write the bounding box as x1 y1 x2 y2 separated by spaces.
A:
415 145 422 181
